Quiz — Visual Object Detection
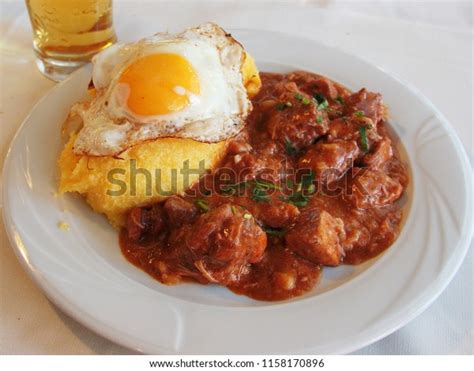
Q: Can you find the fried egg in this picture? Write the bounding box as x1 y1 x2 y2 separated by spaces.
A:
71 22 257 156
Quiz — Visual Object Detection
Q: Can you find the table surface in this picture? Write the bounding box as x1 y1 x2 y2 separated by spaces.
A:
0 0 472 355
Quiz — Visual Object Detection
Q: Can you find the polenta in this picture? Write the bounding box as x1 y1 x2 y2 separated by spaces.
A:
59 134 227 227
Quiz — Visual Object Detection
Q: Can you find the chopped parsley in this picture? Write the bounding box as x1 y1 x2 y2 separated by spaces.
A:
313 93 326 104
195 199 209 212
251 187 270 203
221 181 247 195
335 95 345 104
222 178 280 203
263 227 287 237
301 171 315 189
316 115 324 124
317 99 329 111
301 96 312 105
313 92 329 111
222 178 280 200
250 178 281 203
291 193 310 207
282 192 309 208
354 110 365 117
280 171 315 208
293 93 312 105
284 137 298 156
253 178 281 191
294 92 304 101
359 125 370 152
276 101 292 111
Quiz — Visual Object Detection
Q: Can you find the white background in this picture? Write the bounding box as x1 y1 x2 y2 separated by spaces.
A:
0 0 472 354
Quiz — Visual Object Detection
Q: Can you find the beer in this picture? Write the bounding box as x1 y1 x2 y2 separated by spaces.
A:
25 0 116 81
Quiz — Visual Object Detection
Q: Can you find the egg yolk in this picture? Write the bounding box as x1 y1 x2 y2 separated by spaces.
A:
118 53 200 116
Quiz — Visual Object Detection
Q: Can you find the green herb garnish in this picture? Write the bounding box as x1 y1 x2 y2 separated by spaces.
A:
294 93 313 105
313 93 326 104
276 101 292 111
223 178 280 202
221 181 247 195
294 92 304 101
253 178 280 191
316 115 324 124
317 99 329 111
286 192 310 207
251 187 270 203
359 125 369 152
195 199 209 212
301 96 312 105
280 171 314 208
249 178 281 203
263 227 287 237
313 92 329 111
335 95 345 104
284 137 298 156
354 110 365 117
301 171 315 189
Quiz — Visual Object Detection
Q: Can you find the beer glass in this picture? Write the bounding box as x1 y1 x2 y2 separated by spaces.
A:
25 0 117 81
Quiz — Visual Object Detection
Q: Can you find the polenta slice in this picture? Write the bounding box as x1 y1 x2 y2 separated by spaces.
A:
59 134 226 227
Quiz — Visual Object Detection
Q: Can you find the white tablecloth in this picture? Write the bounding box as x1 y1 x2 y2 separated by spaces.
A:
0 0 472 355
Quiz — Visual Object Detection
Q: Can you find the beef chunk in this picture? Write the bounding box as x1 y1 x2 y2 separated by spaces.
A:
312 77 339 100
125 205 165 242
223 151 284 184
343 218 371 251
228 247 321 301
163 196 197 228
348 168 403 209
168 204 267 285
327 118 357 141
362 138 393 169
287 71 340 100
327 117 382 144
246 200 300 229
286 209 346 266
298 140 360 183
266 89 328 151
208 195 301 229
344 88 384 124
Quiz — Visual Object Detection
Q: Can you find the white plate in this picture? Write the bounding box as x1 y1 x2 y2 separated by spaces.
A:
3 29 473 354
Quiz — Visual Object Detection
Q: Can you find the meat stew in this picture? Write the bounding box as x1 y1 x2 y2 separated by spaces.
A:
120 71 409 301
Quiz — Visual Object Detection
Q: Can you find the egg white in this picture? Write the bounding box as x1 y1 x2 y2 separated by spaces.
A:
71 23 251 156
